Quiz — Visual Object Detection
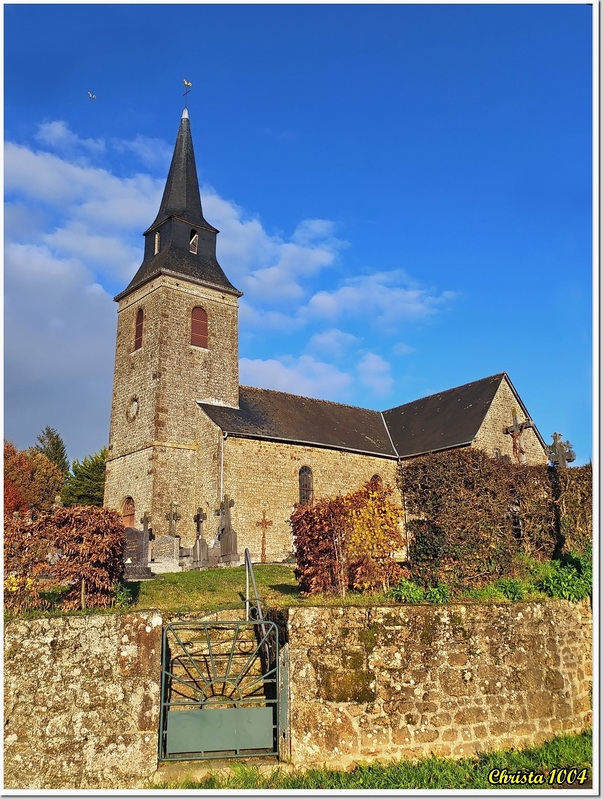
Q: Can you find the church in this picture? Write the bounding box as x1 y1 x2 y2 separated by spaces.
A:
103 108 548 567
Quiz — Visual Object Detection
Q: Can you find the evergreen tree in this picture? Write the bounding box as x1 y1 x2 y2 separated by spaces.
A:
33 426 69 477
61 447 108 507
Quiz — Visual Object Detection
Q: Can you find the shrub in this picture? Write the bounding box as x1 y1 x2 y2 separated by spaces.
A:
424 584 450 604
537 551 592 602
407 519 445 588
4 505 125 613
553 464 592 555
398 449 589 592
292 479 404 596
497 578 527 601
387 577 425 603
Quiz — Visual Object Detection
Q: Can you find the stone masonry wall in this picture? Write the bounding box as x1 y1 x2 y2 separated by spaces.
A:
222 436 399 562
284 600 592 769
105 273 240 539
473 379 547 464
4 611 162 790
3 601 592 788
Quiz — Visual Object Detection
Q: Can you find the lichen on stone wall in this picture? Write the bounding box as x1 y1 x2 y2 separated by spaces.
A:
3 611 163 790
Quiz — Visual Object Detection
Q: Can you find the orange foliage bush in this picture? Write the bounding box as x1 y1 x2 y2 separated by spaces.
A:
4 441 64 515
4 506 125 613
292 479 404 596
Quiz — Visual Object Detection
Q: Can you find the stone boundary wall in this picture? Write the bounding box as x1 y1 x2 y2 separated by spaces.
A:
282 600 592 769
3 600 592 788
4 611 163 789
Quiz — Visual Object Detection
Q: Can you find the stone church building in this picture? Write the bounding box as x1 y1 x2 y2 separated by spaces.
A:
104 108 547 567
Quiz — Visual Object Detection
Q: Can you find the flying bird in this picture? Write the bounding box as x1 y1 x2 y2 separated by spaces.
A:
88 91 96 99
183 79 192 87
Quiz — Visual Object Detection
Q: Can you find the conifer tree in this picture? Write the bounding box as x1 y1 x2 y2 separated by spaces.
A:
33 426 69 477
61 447 108 508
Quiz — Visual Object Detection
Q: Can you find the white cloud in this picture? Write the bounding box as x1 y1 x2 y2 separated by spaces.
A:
356 353 394 396
393 341 415 355
239 356 353 400
238 301 304 332
304 269 454 333
203 190 347 303
4 141 162 230
306 328 360 358
43 222 140 281
111 134 173 170
4 242 115 460
35 120 105 156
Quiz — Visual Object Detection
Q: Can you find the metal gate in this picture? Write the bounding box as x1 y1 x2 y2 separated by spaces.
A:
159 616 281 761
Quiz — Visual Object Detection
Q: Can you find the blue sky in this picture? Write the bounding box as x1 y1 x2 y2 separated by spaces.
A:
4 3 593 465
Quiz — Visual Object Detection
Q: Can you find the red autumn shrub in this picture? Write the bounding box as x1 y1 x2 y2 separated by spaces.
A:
4 505 125 613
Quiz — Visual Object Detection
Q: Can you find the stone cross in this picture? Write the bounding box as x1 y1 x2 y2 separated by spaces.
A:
503 409 535 464
215 494 238 563
215 495 235 530
140 511 151 533
548 432 576 469
165 501 181 537
256 510 273 564
194 507 207 537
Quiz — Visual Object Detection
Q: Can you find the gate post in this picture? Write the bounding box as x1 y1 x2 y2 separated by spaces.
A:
278 644 290 761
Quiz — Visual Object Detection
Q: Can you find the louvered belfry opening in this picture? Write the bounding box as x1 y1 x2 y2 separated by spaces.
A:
299 466 314 506
191 306 208 348
134 309 143 351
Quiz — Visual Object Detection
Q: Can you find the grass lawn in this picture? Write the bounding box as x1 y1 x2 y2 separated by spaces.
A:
126 563 395 613
152 730 592 790
126 562 552 614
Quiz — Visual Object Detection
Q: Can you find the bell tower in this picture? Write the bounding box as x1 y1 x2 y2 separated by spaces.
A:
104 107 242 537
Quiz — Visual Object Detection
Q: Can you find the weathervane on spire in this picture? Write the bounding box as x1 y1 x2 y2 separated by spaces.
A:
183 79 193 108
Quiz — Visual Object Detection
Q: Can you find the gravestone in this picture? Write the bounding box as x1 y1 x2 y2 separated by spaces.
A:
152 534 181 573
123 527 155 581
191 508 211 568
215 494 239 564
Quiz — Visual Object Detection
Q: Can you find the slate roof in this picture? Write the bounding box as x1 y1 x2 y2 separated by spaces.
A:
118 245 240 299
383 373 506 458
198 373 544 459
198 387 398 458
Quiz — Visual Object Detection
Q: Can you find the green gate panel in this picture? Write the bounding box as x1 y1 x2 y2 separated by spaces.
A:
166 707 274 754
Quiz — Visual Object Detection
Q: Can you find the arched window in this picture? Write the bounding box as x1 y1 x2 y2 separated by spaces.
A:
134 309 143 351
370 474 382 485
191 306 208 348
299 466 313 506
154 231 161 254
189 229 198 254
122 497 135 528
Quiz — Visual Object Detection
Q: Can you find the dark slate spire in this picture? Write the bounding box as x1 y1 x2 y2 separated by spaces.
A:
148 108 208 230
116 108 241 300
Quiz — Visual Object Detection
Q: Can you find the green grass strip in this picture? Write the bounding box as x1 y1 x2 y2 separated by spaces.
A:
152 730 591 790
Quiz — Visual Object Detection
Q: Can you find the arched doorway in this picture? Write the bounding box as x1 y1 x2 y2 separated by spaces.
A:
122 497 135 528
